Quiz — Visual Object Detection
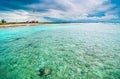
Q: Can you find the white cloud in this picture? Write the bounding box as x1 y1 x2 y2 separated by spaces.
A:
0 10 50 22
0 10 29 22
0 0 118 22
36 0 117 21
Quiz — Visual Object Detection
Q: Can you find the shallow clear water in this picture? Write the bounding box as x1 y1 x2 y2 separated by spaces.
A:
0 23 120 79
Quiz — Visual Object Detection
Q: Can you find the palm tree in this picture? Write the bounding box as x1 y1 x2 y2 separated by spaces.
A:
1 19 6 23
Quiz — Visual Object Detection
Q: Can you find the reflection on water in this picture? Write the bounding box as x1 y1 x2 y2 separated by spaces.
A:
0 23 120 79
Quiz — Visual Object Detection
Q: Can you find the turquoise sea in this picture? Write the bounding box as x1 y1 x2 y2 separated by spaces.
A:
0 23 120 79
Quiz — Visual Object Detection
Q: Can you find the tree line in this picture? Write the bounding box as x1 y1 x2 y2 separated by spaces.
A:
0 19 7 24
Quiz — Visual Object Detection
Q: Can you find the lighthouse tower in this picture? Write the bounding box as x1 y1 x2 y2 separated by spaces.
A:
31 9 38 23
31 9 36 23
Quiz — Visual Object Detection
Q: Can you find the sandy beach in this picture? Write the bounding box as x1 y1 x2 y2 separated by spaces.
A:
0 23 40 28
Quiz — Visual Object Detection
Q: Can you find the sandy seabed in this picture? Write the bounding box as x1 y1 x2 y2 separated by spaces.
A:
0 23 120 79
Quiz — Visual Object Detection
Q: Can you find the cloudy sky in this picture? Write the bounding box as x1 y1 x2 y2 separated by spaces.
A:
0 0 120 22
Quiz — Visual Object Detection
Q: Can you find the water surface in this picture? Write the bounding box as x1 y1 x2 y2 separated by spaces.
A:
0 23 120 79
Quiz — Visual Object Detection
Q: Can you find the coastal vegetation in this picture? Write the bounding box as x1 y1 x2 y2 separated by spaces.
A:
0 20 71 27
0 19 7 24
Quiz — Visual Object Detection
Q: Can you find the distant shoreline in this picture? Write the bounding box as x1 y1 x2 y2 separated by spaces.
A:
0 22 70 28
0 22 119 28
0 23 41 28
